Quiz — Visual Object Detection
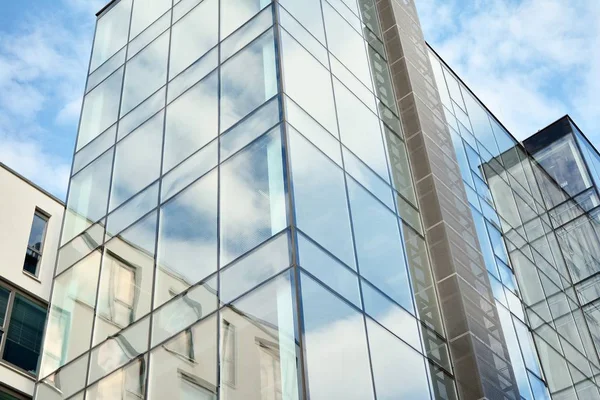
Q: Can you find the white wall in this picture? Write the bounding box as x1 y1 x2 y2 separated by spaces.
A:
0 164 62 301
0 164 64 397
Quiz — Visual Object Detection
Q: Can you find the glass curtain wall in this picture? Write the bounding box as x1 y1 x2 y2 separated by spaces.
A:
428 47 600 399
37 1 455 399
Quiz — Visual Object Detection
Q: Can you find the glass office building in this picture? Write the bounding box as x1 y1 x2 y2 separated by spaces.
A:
34 0 600 399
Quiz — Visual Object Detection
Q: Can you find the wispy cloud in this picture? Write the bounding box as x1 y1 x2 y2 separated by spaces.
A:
417 0 600 142
0 0 103 199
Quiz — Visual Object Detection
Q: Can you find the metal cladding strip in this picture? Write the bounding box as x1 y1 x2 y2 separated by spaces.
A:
374 0 522 398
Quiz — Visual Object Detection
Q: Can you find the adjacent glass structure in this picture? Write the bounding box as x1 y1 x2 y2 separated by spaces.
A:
36 1 451 399
35 1 600 399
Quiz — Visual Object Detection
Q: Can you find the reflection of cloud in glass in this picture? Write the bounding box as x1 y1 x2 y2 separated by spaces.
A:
169 0 218 79
130 0 171 39
91 0 131 72
164 72 218 172
220 29 277 132
220 129 286 264
121 31 169 115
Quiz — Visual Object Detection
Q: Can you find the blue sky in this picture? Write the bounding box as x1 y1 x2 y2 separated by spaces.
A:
0 0 598 200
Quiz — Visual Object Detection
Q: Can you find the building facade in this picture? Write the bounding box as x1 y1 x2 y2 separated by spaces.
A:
0 163 63 398
33 0 600 399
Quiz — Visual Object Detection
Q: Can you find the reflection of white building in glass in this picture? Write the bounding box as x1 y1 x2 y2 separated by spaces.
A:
0 163 63 399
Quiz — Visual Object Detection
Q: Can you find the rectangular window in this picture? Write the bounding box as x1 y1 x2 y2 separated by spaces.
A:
23 210 49 276
222 320 236 387
0 289 47 375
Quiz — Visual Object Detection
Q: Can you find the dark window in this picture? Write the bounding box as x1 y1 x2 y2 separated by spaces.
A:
23 211 49 275
0 291 47 375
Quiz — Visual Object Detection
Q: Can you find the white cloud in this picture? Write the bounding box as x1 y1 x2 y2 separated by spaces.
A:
0 0 102 199
417 0 600 142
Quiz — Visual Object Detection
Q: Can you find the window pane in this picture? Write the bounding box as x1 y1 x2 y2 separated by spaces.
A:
220 270 301 400
279 0 325 43
95 213 157 344
73 124 116 175
62 150 113 244
85 357 146 400
77 67 123 150
106 182 158 238
221 5 272 62
40 252 101 377
334 79 389 180
151 276 218 346
148 315 218 400
220 129 286 265
221 0 269 39
27 213 47 251
220 29 277 132
323 3 371 88
343 150 394 210
110 112 164 211
297 232 361 307
161 139 218 203
301 273 374 400
164 72 218 172
121 32 169 115
0 287 10 326
281 30 338 135
167 48 218 103
348 179 414 312
169 0 218 79
366 318 432 400
130 0 171 39
289 130 355 268
88 317 149 384
220 231 289 304
156 171 218 307
87 48 126 93
56 223 104 276
220 97 280 161
118 87 165 141
361 281 421 351
91 0 131 71
36 353 89 400
3 294 46 374
128 10 171 61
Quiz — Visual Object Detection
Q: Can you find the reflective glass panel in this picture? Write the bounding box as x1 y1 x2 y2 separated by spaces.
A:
220 270 301 400
128 10 171 60
279 0 325 43
110 112 163 210
220 129 286 265
221 6 272 62
130 0 171 39
40 252 101 377
88 317 149 384
106 182 158 238
62 150 113 244
169 0 218 79
289 130 355 268
118 87 165 141
278 5 328 66
87 48 126 93
220 232 289 304
72 125 116 175
85 357 146 400
366 318 431 400
161 139 218 202
220 29 277 132
281 30 338 135
221 0 269 39
348 179 413 311
220 97 280 161
297 232 361 307
121 32 169 115
167 47 218 103
156 171 218 307
164 72 218 172
56 223 104 276
77 67 123 150
36 354 89 400
94 213 157 344
148 315 218 400
91 0 131 71
334 80 389 180
301 273 374 400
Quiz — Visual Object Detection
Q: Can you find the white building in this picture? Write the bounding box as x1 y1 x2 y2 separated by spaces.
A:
0 163 64 399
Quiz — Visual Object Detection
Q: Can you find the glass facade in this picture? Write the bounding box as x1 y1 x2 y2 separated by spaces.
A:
36 0 600 400
37 1 451 399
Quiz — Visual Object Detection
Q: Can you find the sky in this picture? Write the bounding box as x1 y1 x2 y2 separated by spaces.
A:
0 0 598 200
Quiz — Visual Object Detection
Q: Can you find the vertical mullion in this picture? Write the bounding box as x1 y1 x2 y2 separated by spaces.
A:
0 291 16 364
216 0 222 398
273 2 307 399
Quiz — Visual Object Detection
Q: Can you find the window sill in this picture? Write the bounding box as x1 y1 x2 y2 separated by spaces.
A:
0 360 36 382
22 270 42 283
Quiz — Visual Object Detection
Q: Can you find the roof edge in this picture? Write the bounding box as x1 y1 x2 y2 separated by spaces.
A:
0 162 65 206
